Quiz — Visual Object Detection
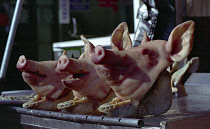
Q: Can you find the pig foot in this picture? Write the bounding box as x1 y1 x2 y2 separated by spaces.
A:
58 97 102 115
98 98 138 117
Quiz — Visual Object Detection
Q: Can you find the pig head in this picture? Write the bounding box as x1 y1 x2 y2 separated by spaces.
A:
16 54 69 100
57 35 111 101
91 21 195 116
56 36 115 115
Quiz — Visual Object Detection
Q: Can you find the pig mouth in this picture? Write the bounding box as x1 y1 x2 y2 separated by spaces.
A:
66 72 87 81
22 71 47 78
61 72 88 88
63 72 88 83
97 64 129 71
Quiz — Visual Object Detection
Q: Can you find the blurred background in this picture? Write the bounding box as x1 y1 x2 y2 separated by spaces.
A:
0 0 209 91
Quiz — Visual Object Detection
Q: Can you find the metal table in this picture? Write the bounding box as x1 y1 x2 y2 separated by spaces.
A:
0 73 210 129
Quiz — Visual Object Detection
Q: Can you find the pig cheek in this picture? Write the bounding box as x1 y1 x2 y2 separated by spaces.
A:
62 79 85 90
95 65 127 87
95 65 119 85
44 80 65 98
146 59 158 70
137 56 158 71
22 72 44 86
88 76 110 100
32 85 56 98
95 65 110 79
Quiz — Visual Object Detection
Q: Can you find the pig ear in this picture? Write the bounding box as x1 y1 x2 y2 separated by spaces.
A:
80 35 95 58
62 50 67 55
166 20 195 62
111 22 132 51
141 31 151 44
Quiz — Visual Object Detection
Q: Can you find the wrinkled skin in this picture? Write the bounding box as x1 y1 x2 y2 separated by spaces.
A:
16 54 73 110
91 21 195 117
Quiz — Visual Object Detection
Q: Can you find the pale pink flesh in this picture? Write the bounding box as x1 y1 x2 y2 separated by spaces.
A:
57 54 110 101
16 55 68 99
91 21 194 106
92 45 128 68
92 41 172 105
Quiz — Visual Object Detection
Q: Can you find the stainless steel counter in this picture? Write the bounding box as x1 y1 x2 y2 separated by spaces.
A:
0 73 210 129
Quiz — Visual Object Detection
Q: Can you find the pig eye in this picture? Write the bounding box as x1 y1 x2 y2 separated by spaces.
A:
142 49 154 58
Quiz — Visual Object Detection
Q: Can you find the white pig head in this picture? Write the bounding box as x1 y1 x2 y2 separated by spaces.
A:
92 21 195 106
57 35 111 101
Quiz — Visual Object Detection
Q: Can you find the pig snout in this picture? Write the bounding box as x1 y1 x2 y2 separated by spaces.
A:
57 55 84 73
16 55 27 70
57 55 69 71
92 45 105 64
16 55 46 74
92 45 128 68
